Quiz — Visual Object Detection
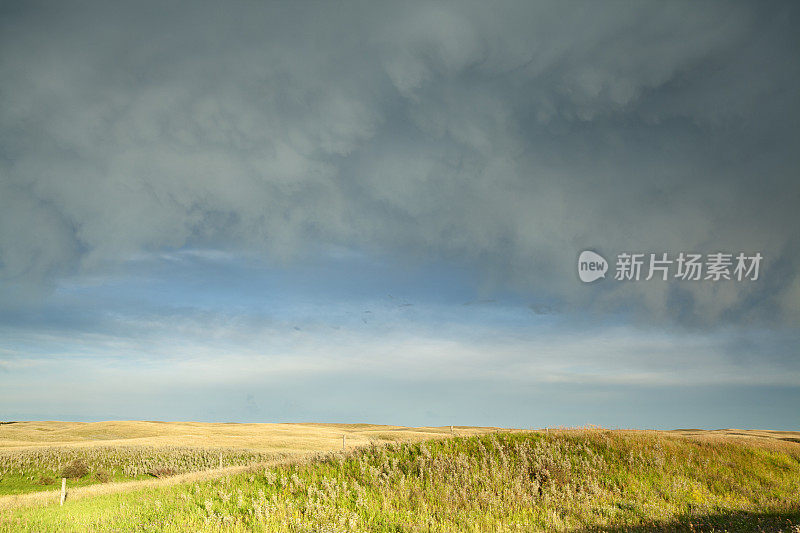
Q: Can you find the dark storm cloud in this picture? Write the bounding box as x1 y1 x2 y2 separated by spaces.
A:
1 1 798 327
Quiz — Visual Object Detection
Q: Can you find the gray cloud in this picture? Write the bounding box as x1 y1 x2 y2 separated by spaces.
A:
1 1 799 327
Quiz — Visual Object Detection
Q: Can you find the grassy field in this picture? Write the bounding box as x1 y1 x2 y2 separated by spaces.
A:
0 445 279 496
0 421 497 499
1 425 799 531
0 421 495 451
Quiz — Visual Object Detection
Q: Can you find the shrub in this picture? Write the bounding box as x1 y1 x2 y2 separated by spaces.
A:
62 460 89 479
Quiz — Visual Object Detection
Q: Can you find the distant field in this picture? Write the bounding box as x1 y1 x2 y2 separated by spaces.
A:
1 426 799 532
0 420 497 451
4 421 798 452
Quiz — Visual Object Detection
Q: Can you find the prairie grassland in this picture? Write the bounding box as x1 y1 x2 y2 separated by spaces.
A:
0 421 495 450
0 421 498 498
2 429 799 532
669 428 800 452
0 445 279 496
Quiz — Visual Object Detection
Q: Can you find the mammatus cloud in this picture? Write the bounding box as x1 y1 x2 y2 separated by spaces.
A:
1 1 799 327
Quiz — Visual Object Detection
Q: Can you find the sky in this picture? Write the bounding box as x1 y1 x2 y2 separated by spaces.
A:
1 1 798 429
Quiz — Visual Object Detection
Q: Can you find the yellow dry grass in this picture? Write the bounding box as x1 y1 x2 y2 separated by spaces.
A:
3 421 797 454
0 420 499 453
668 427 800 455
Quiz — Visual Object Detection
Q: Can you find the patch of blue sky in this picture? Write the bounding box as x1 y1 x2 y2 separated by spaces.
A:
45 248 565 337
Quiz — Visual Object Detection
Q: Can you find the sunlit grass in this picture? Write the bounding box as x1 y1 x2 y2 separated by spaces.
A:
2 430 799 531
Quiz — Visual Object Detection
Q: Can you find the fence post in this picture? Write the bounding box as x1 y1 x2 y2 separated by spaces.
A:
219 452 222 469
60 478 66 506
342 434 346 450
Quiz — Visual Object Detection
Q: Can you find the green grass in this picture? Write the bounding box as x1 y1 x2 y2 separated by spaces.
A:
0 470 149 497
2 431 799 531
0 446 276 496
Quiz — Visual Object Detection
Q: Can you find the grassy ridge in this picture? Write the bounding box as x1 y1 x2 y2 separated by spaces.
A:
2 430 799 532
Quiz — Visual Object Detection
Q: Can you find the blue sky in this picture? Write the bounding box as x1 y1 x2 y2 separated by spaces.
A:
2 248 798 428
1 2 799 428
